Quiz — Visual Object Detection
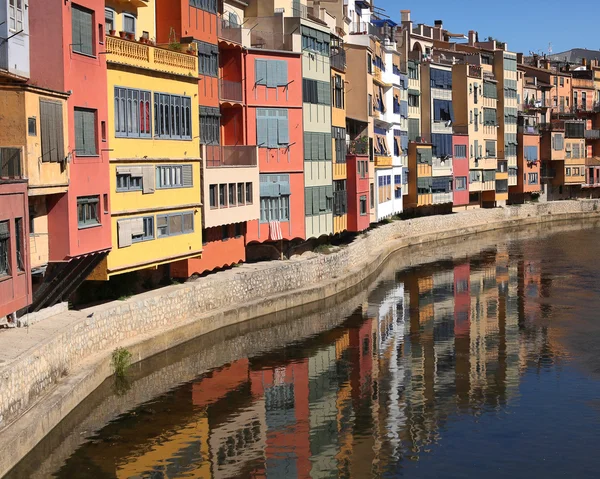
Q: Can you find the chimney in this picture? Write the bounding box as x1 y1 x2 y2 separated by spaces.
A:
582 57 587 67
517 52 523 64
434 20 443 28
401 10 411 23
433 20 443 41
468 30 476 46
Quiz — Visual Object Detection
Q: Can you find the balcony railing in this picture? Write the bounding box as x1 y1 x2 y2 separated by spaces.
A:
219 79 243 103
585 129 600 140
205 145 258 168
347 138 369 156
330 49 346 71
521 99 551 111
375 155 392 167
105 36 197 77
349 22 376 35
518 124 540 135
291 2 309 19
250 31 289 51
468 65 482 79
218 19 242 45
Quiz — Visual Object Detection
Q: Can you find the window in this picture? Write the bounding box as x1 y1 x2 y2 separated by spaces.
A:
469 171 481 183
455 176 467 190
156 165 193 188
237 183 244 206
0 221 9 277
209 185 217 208
123 13 136 35
333 74 344 109
302 79 331 105
333 127 346 163
228 183 236 206
378 175 392 203
566 167 571 176
553 133 564 150
196 41 219 76
255 59 288 87
528 173 539 184
485 140 496 158
454 144 467 158
417 177 432 194
157 211 194 237
483 108 497 126
114 88 151 138
77 196 100 228
573 91 578 109
408 61 418 80
360 195 367 215
0 147 22 178
72 5 94 56
124 216 155 244
433 99 453 122
430 68 452 90
246 182 253 204
483 81 497 99
199 107 220 145
74 108 97 156
560 77 564 87
301 26 330 55
103 194 108 213
105 8 115 32
256 109 289 148
368 94 373 116
190 0 217 14
573 167 580 176
116 173 142 191
370 184 374 209
473 82 478 104
219 184 227 207
333 180 347 216
40 100 65 162
408 94 419 107
261 175 291 222
154 93 192 139
14 217 24 272
28 117 37 136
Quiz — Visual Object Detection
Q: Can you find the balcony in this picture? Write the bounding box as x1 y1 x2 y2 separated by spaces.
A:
217 19 244 46
250 31 290 52
496 160 508 173
521 99 551 111
349 22 376 36
468 65 482 79
432 192 452 204
585 129 600 140
105 36 197 77
518 124 540 135
219 80 243 103
330 49 346 72
347 138 369 156
432 158 452 176
375 155 393 168
496 179 508 193
205 145 257 168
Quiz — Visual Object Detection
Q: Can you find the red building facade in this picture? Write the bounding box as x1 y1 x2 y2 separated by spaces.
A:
245 49 305 243
346 153 371 232
28 0 111 310
0 181 31 321
452 134 470 208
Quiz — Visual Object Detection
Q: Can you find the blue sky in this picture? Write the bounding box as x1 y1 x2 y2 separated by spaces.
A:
376 0 600 55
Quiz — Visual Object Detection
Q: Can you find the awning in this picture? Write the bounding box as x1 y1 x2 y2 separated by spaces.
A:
408 89 420 96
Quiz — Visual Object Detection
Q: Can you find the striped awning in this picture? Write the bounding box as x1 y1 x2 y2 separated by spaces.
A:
269 221 283 241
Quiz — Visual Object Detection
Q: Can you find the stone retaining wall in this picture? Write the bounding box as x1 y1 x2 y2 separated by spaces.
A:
1 200 600 476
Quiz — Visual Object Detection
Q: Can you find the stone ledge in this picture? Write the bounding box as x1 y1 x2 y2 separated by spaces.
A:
1 200 600 476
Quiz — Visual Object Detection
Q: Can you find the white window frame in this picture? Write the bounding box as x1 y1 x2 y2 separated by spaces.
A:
8 0 24 32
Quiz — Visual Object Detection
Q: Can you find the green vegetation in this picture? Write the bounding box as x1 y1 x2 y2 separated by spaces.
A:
111 347 132 378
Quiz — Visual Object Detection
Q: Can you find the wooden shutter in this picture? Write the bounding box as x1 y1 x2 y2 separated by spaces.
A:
40 100 64 163
305 187 312 215
255 59 267 85
311 132 319 159
318 133 325 159
256 113 267 146
182 164 193 186
267 117 278 148
83 110 96 155
319 186 326 211
325 134 332 160
304 132 312 160
266 61 277 88
277 112 289 145
276 60 288 86
312 187 319 215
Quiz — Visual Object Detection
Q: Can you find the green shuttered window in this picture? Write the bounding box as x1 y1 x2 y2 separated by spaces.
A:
72 5 94 56
255 59 288 87
256 109 289 148
74 108 97 156
40 100 65 163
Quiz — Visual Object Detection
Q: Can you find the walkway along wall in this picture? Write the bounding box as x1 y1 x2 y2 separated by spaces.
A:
1 200 600 476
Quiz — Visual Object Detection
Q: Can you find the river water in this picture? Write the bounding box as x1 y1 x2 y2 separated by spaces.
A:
7 222 600 479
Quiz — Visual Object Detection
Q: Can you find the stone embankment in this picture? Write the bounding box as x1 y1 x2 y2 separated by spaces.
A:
1 199 600 476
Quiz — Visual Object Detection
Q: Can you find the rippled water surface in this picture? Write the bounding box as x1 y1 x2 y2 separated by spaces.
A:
8 224 600 478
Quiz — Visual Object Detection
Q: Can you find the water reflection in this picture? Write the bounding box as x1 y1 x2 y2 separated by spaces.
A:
9 225 600 478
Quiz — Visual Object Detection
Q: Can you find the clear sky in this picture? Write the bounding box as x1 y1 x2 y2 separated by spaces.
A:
376 0 600 55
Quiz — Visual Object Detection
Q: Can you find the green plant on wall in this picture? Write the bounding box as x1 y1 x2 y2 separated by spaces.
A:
111 347 132 378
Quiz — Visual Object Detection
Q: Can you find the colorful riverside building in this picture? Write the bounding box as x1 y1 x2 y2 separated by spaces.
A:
86 0 202 281
371 19 405 220
20 0 112 310
344 0 376 231
167 0 262 276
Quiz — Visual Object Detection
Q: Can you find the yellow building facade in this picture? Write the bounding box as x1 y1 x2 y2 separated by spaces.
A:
90 18 202 279
0 84 69 271
332 60 347 234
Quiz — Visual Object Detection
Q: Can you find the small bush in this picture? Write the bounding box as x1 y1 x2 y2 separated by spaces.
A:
111 347 132 378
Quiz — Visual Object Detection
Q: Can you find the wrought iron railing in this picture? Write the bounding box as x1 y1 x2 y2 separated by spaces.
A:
217 18 242 44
